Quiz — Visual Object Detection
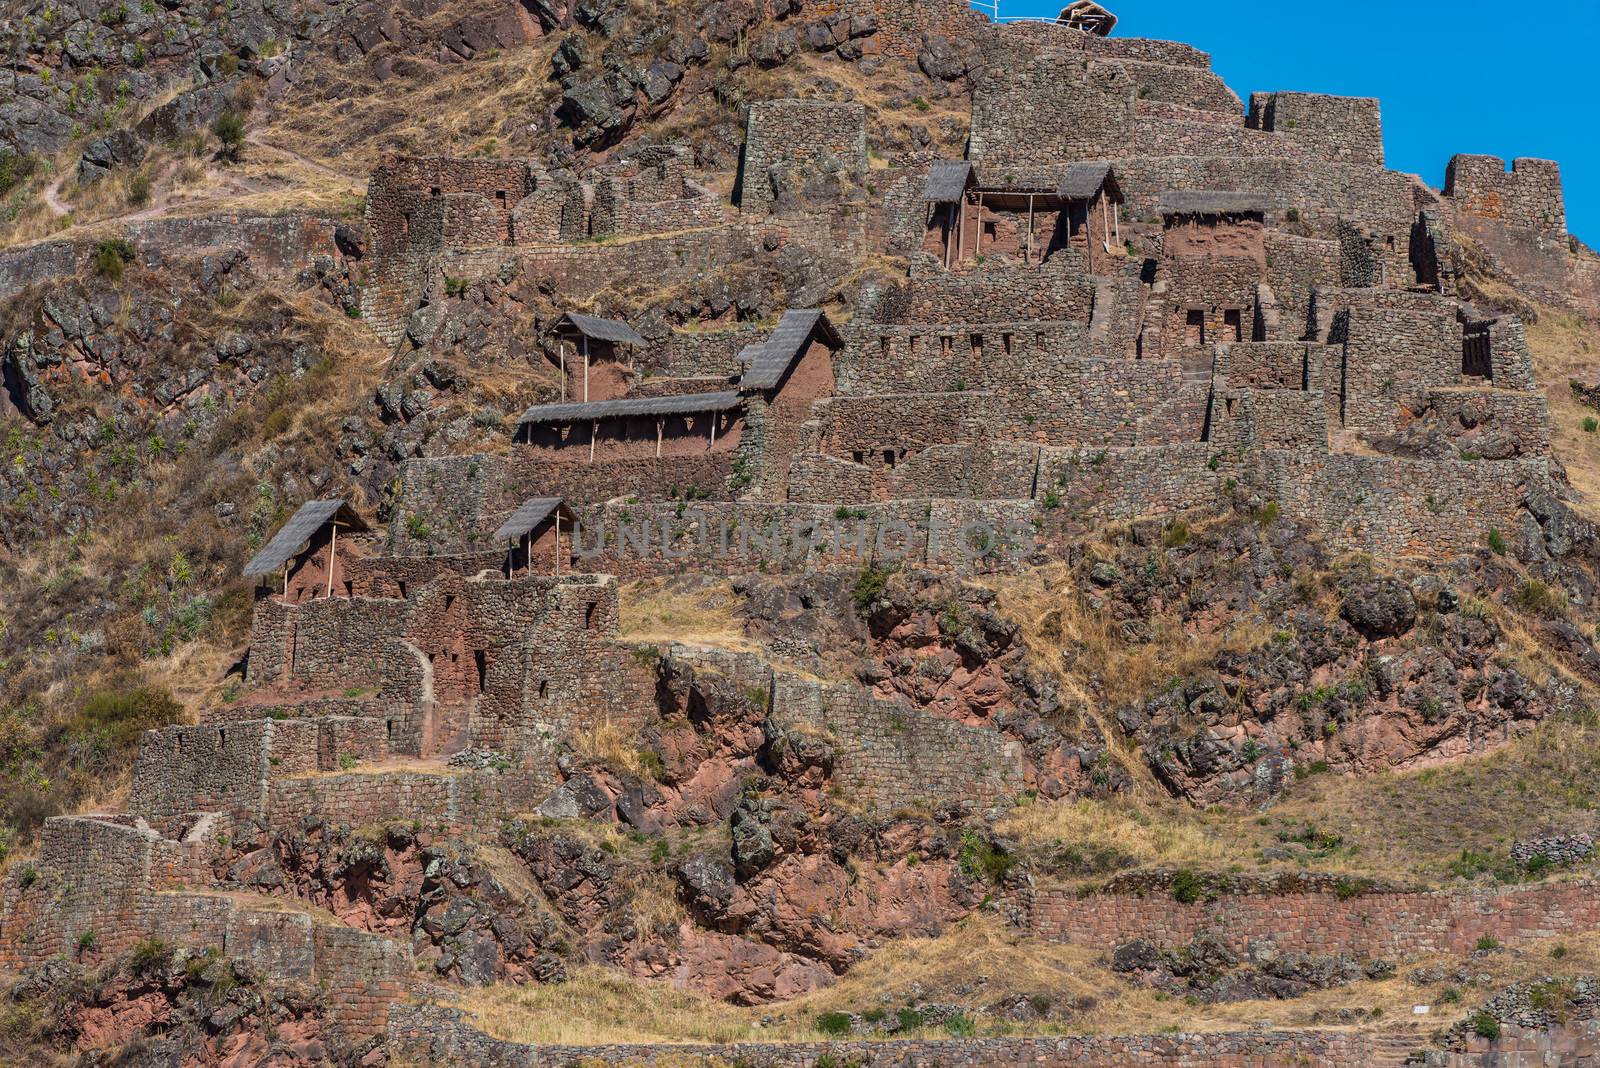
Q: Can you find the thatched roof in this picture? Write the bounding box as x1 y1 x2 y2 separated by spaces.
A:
737 310 842 391
551 313 646 346
243 499 368 578
923 161 974 203
1058 1 1116 35
1057 162 1121 201
517 391 743 427
1158 191 1269 217
493 497 576 543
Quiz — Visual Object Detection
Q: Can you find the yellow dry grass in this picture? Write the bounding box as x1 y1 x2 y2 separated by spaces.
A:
452 913 1600 1048
995 796 1226 869
1527 305 1600 512
618 578 750 651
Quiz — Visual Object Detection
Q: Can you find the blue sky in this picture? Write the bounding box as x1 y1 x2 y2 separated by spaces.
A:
999 0 1597 246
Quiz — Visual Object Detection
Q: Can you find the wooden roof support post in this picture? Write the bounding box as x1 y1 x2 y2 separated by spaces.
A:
709 414 717 447
1101 194 1111 254
1027 194 1035 264
656 417 664 458
552 515 560 576
589 420 597 462
560 341 567 402
974 191 984 262
582 336 590 403
325 522 338 599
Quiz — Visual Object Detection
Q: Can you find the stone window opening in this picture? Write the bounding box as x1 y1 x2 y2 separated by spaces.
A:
940 336 953 359
175 734 185 754
1002 332 1014 355
386 719 394 742
538 679 548 699
474 650 488 692
398 581 409 599
883 449 897 468
344 580 354 598
1224 308 1243 342
852 450 867 465
1185 309 1206 347
908 335 919 357
444 594 456 614
429 186 441 198
880 336 891 359
970 333 983 358
495 190 507 208
584 602 598 629
217 728 227 752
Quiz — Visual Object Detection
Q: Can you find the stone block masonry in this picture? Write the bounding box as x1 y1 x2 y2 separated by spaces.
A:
739 100 868 213
1446 155 1566 238
1247 91 1384 166
1023 878 1600 961
772 674 1026 811
389 1004 1382 1067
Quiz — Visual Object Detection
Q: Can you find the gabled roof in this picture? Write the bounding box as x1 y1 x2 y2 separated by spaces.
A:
737 310 842 391
1058 1 1116 35
517 390 743 427
494 497 576 543
243 499 369 578
923 161 974 204
1057 162 1121 202
1158 191 1269 217
551 312 646 346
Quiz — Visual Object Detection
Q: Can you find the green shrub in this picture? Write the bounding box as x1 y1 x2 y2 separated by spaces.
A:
93 238 137 281
1584 416 1599 434
130 938 171 973
211 110 245 162
1475 934 1500 952
897 1006 926 1031
1161 520 1190 547
944 1014 976 1037
1471 1012 1501 1040
75 685 182 751
127 171 152 207
851 565 893 611
958 832 1013 884
1485 528 1507 555
1513 579 1566 619
405 514 431 540
815 1011 852 1037
1171 868 1206 904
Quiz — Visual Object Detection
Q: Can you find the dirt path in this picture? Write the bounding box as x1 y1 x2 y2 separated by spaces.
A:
42 167 72 216
245 132 364 193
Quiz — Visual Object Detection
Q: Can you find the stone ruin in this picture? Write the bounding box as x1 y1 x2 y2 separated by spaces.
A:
1 1 1591 1058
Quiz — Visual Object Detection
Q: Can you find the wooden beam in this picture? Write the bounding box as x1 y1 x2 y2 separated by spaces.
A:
560 341 566 402
582 336 590 403
552 515 560 576
589 420 597 462
325 522 338 599
1027 193 1035 264
656 417 664 458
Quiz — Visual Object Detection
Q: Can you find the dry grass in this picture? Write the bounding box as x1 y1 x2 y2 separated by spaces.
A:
570 718 656 781
619 578 749 651
1527 306 1600 513
995 797 1226 869
452 913 1600 1047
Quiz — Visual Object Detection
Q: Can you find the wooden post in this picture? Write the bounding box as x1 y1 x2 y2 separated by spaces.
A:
589 420 597 462
1027 194 1035 264
1101 193 1111 254
1113 199 1121 246
582 336 590 403
709 413 717 448
946 203 956 269
974 190 984 261
656 417 664 458
325 523 338 599
560 341 566 402
552 514 560 576
283 562 288 598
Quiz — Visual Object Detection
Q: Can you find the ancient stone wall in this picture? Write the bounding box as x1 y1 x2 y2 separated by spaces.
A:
969 53 1136 165
772 674 1025 810
1247 91 1384 165
388 1004 1380 1067
1446 155 1566 238
794 0 985 59
1337 306 1462 435
740 100 868 213
1025 878 1600 959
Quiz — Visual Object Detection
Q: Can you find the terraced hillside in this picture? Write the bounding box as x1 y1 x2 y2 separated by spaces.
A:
3 0 1600 1064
